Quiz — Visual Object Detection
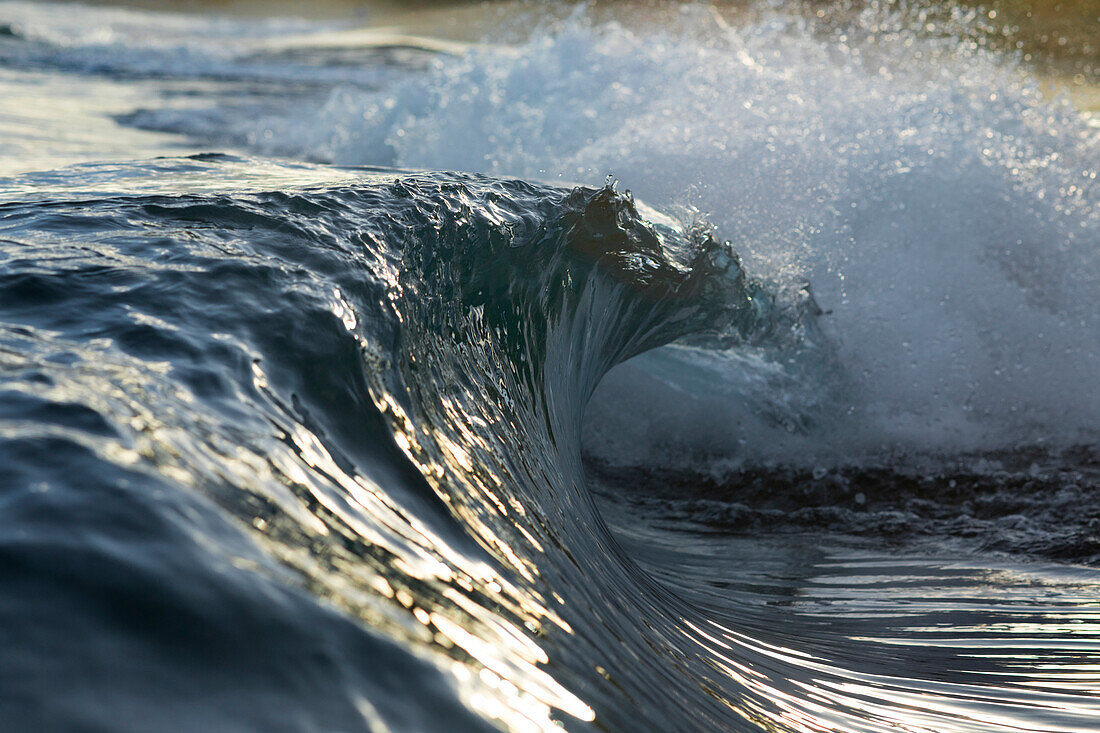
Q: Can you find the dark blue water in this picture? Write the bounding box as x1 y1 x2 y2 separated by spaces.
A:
1 3 1098 731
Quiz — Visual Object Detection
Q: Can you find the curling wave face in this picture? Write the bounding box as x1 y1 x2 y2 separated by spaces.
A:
0 158 795 730
2 157 1098 732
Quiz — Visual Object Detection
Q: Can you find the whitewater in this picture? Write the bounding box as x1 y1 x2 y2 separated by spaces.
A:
0 1 1097 731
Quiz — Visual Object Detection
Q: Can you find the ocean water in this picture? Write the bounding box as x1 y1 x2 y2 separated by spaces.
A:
0 1 1098 731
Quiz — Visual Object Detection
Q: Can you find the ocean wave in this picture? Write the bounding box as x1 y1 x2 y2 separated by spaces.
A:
233 9 1100 469
3 2 1100 730
2 155 1097 731
0 160 786 730
9 1 1098 468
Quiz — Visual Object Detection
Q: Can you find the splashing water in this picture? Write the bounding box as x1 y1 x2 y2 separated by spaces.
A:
128 3 1098 469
